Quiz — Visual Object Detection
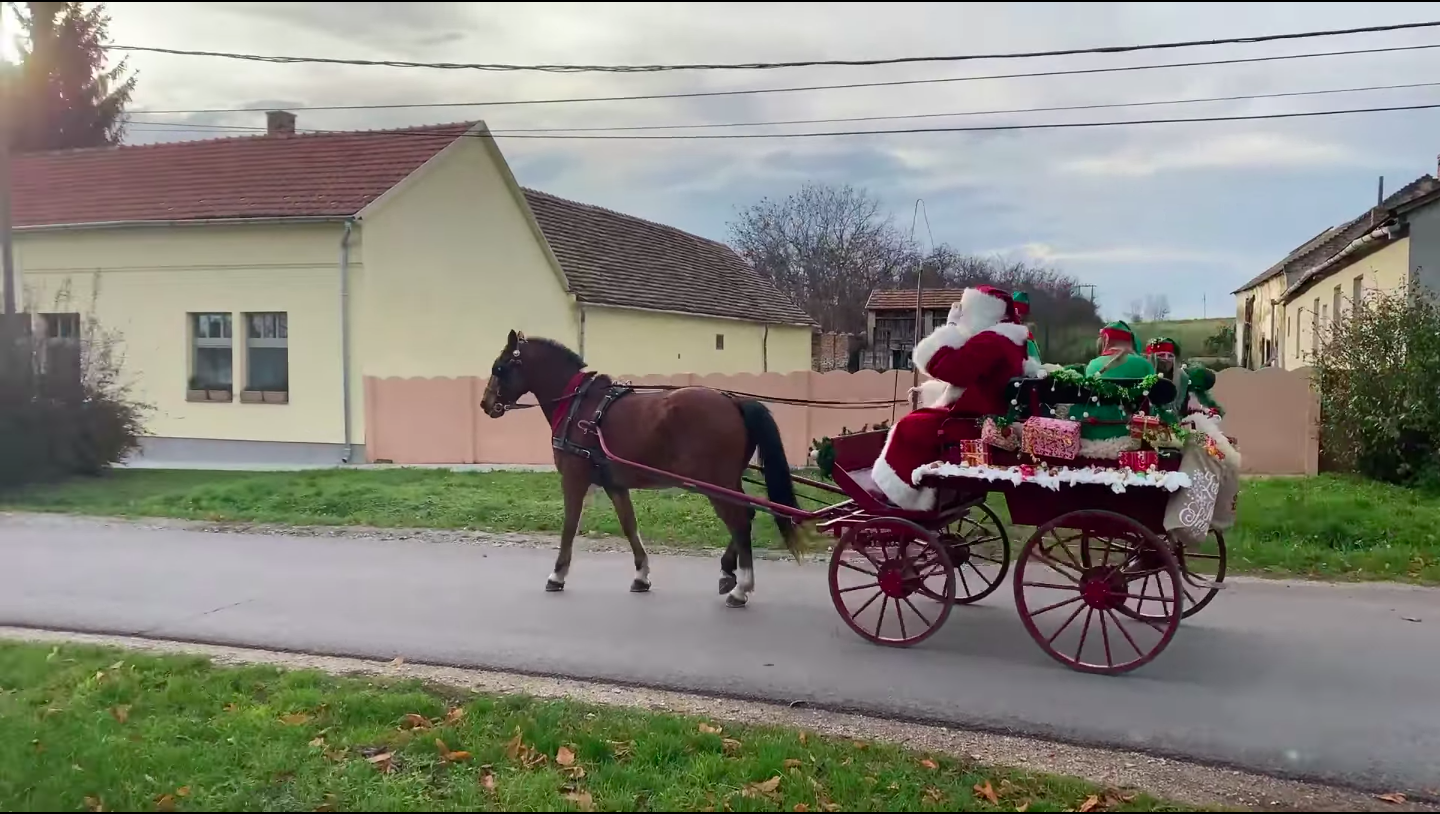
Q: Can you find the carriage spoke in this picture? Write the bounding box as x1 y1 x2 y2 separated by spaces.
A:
838 559 878 578
968 551 1006 566
896 596 909 640
1120 591 1175 605
1046 602 1087 645
957 563 973 596
1021 580 1076 591
1134 573 1152 617
876 596 890 639
1033 547 1084 584
1106 608 1146 658
838 582 880 593
964 559 997 589
1100 608 1114 668
1073 608 1095 665
1030 594 1083 617
902 596 933 627
850 589 882 618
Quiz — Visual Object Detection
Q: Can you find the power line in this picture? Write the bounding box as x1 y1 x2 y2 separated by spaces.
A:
130 41 1440 116
124 79 1440 134
124 101 1440 141
105 19 1440 73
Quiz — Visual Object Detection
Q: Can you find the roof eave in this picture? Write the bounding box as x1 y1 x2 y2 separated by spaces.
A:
579 299 816 328
14 215 353 233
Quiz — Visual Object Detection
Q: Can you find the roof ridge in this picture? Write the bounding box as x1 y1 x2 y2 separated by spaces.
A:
16 120 479 159
521 187 735 252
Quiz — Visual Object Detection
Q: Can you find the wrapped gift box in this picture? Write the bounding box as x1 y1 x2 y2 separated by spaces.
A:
981 418 1019 450
959 439 990 467
1118 450 1158 471
1021 416 1081 460
1129 414 1174 444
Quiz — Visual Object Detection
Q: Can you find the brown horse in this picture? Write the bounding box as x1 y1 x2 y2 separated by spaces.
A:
479 330 802 607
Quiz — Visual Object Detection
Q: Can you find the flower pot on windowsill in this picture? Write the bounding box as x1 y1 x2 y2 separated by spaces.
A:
241 390 289 404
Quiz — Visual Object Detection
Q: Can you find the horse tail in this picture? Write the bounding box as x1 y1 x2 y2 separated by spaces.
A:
737 399 802 559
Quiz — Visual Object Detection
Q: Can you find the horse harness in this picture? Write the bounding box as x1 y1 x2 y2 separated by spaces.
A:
550 371 634 486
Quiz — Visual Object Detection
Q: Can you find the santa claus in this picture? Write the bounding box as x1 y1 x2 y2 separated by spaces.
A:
872 286 1033 511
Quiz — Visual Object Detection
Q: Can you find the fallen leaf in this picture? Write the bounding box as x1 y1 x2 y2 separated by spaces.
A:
974 781 999 805
365 752 395 773
314 793 338 813
1079 794 1101 812
480 766 497 791
556 746 576 766
723 739 744 756
84 796 104 812
783 758 803 769
1016 802 1031 813
563 765 587 780
176 787 191 798
110 660 125 670
920 758 939 770
443 707 466 725
94 671 106 682
436 739 472 763
852 740 868 750
698 722 723 735
400 713 432 730
924 787 945 803
222 703 238 713
741 775 783 799
308 736 326 748
389 657 405 667
1377 793 1408 804
565 790 595 811
522 750 548 769
607 740 634 760
155 794 176 812
46 646 59 661
107 704 131 724
794 805 810 812
798 731 809 746
279 713 311 726
504 729 525 761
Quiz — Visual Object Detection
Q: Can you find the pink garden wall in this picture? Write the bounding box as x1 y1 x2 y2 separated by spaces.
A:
363 366 1318 476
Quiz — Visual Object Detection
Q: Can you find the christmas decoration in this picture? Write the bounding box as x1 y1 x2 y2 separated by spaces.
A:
913 460 1192 494
957 439 990 467
981 417 1020 450
1118 450 1159 471
1021 416 1081 460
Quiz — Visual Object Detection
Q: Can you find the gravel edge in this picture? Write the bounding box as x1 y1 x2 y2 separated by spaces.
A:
0 626 1427 813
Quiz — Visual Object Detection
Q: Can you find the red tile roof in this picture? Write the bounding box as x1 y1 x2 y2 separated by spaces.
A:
11 124 814 327
865 289 967 311
12 123 475 226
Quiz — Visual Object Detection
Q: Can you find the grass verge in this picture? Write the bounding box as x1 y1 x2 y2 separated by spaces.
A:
4 468 1439 583
0 641 1172 812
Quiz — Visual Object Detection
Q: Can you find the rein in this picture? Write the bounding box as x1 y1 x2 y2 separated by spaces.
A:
498 382 907 413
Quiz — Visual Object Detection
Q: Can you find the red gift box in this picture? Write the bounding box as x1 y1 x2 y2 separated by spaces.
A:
981 417 1019 450
1118 450 1158 471
959 439 990 467
1021 416 1081 460
1129 414 1173 444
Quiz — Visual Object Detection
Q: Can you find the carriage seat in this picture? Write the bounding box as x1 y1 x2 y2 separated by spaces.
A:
1002 375 1178 421
846 467 899 505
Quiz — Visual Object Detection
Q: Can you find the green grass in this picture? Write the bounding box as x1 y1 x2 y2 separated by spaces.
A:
1129 318 1234 361
0 642 1173 812
5 468 1440 583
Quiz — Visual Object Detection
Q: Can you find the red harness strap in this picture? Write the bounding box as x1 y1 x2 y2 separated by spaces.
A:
550 371 595 436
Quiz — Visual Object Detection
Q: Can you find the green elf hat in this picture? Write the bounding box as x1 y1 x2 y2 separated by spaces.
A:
1185 366 1224 415
1144 336 1181 358
1099 320 1140 352
1012 291 1031 321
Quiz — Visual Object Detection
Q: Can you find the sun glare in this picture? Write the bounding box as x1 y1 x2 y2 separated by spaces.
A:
0 3 22 65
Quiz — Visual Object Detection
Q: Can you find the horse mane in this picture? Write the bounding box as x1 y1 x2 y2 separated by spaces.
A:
528 336 586 370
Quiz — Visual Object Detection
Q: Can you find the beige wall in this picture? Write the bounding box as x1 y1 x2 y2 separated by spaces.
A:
14 223 355 445
366 366 1317 475
1283 237 1410 370
357 135 578 380
1234 273 1288 368
582 305 812 375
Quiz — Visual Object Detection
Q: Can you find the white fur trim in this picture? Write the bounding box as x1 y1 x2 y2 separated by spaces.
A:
912 323 967 375
914 377 963 410
1184 412 1242 471
914 461 1192 495
1022 357 1047 378
960 286 1009 328
872 424 937 511
1078 435 1140 460
986 322 1031 346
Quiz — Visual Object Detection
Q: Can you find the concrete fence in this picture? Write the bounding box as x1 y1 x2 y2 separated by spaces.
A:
363 366 1319 476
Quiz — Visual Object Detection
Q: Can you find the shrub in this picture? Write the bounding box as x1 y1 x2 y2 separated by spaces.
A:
1312 289 1440 486
0 309 148 489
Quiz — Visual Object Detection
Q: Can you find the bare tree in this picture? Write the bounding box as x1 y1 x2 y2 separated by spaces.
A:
1143 294 1172 321
1125 299 1146 323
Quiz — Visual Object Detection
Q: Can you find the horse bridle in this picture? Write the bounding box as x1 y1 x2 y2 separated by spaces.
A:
488 333 531 415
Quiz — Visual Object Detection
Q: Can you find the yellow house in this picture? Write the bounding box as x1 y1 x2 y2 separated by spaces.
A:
8 114 816 466
1233 171 1440 370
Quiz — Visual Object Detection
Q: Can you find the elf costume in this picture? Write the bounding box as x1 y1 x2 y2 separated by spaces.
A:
1077 321 1155 458
1144 336 1187 416
1012 291 1043 364
872 286 1029 510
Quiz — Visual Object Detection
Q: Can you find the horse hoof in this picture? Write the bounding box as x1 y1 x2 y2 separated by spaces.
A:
718 575 737 595
630 579 652 593
545 580 565 593
725 595 748 608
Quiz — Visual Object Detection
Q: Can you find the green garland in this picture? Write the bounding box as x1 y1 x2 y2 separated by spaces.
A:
811 422 889 481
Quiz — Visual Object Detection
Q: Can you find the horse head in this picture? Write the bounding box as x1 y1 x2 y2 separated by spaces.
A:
481 329 528 418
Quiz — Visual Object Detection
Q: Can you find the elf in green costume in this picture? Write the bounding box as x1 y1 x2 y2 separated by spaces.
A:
1143 336 1187 418
1012 291 1043 363
1077 321 1154 457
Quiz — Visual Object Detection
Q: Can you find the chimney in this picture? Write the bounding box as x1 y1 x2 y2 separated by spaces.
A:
266 110 296 136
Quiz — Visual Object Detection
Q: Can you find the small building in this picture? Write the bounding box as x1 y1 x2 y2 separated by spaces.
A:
861 289 965 370
7 115 815 465
1233 167 1440 370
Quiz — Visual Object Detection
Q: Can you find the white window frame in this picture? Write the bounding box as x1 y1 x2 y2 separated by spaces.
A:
244 312 289 402
190 312 234 399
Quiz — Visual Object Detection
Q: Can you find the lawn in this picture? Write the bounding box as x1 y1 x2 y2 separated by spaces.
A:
4 468 1439 583
0 641 1172 812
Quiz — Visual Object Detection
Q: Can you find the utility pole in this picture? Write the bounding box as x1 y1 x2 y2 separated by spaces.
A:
1074 284 1096 305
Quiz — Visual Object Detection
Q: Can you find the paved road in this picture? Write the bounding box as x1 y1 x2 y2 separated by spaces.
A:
4 514 1438 793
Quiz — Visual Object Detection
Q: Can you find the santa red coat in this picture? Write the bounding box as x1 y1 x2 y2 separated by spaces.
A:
871 308 1029 511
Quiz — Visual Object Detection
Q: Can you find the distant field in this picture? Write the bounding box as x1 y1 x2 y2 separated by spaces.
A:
1132 318 1234 359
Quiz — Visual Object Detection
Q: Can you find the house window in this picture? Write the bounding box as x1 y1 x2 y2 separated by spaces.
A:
190 312 233 400
244 312 289 403
715 333 724 350
41 312 80 340
1332 285 1342 325
1311 297 1320 355
1353 275 1363 311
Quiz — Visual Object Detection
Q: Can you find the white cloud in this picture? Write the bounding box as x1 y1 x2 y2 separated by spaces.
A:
1008 242 1247 266
1057 132 1360 177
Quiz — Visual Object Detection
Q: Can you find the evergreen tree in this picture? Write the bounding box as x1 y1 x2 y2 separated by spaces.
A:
11 2 136 152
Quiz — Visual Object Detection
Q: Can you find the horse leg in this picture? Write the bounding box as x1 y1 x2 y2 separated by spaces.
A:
710 498 756 607
547 466 590 592
605 486 652 592
719 540 738 596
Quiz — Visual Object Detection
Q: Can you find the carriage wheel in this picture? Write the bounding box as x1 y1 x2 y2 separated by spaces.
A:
829 517 955 648
1014 510 1182 675
917 503 1011 606
1081 529 1227 621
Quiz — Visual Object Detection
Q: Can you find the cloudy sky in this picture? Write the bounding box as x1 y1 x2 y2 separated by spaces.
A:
21 1 1440 319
